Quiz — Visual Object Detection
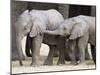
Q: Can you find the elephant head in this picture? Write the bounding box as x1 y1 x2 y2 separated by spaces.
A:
43 15 96 65
15 10 32 65
15 10 32 37
44 15 89 40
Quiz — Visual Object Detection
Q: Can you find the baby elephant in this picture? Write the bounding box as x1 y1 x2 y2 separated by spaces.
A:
44 15 96 65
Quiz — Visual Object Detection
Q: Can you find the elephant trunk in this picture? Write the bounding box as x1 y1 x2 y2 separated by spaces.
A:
44 29 62 36
16 34 24 66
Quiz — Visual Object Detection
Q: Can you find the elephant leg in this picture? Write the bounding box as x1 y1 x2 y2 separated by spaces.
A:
75 44 80 61
25 34 32 57
43 45 56 65
53 48 59 57
78 34 89 64
31 34 43 66
64 40 71 61
91 45 96 64
57 38 65 65
85 44 91 60
57 47 65 65
64 51 71 61
75 44 90 61
68 40 77 65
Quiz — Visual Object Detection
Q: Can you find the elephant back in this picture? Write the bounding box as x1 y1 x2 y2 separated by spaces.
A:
45 9 64 30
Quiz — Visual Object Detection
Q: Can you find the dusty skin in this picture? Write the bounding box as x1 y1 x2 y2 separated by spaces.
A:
12 37 95 74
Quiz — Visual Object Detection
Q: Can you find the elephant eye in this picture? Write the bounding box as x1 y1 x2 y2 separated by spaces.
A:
64 27 66 30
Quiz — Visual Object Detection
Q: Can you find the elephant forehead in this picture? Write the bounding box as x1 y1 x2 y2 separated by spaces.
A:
18 14 31 24
17 19 29 27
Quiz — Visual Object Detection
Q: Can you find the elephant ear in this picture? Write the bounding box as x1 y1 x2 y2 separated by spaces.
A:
69 19 88 40
29 19 46 37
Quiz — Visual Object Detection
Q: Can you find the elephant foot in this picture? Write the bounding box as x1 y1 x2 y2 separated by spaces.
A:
70 62 78 65
17 55 25 66
57 63 65 66
57 60 65 65
78 62 86 65
19 53 25 60
43 60 53 65
18 55 25 66
30 62 41 67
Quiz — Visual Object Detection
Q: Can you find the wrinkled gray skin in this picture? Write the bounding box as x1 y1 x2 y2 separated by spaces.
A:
15 9 64 66
44 15 96 64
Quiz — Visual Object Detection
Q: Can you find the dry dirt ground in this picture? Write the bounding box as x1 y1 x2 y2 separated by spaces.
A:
12 57 95 74
12 37 95 74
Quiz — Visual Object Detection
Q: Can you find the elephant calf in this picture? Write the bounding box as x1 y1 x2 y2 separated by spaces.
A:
44 15 96 65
